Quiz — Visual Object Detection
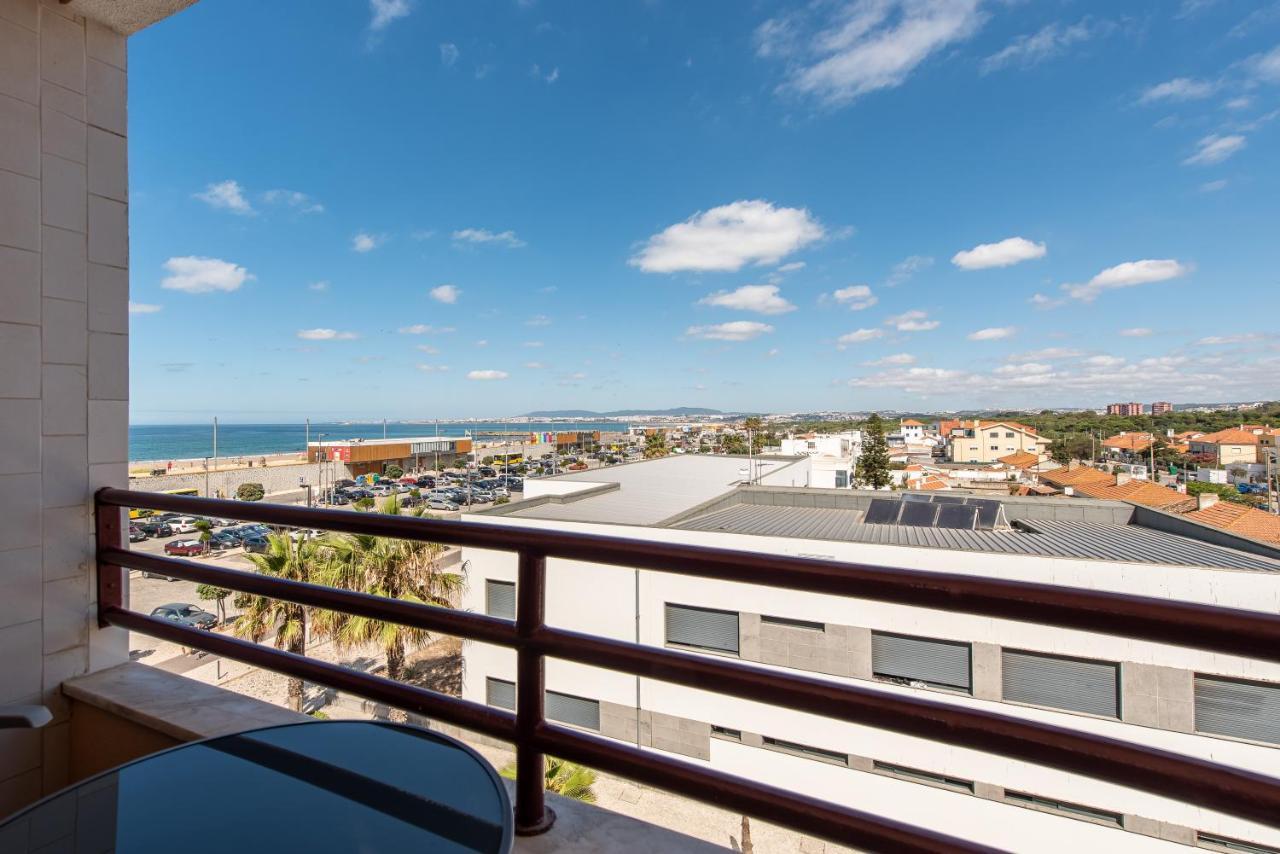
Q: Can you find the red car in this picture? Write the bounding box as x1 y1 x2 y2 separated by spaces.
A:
163 539 207 557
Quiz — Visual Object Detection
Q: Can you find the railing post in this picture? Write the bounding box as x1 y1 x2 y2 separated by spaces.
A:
514 549 555 835
94 487 126 627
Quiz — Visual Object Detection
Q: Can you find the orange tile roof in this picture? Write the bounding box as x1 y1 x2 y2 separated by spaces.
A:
901 419 925 426
1071 479 1194 509
908 476 949 491
1171 430 1204 442
938 419 1038 436
1039 466 1113 487
1193 428 1261 446
1184 502 1280 545
998 451 1040 468
1102 432 1154 452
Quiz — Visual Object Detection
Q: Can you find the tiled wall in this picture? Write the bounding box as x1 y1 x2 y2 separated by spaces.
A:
0 0 129 816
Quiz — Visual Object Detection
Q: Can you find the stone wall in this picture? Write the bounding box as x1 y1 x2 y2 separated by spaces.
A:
129 461 330 499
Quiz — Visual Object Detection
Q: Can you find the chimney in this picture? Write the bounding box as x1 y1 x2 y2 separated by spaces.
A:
1067 459 1079 471
1197 492 1219 511
1116 472 1131 486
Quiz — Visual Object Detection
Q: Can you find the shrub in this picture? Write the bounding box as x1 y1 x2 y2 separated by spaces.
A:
494 496 510 505
236 482 265 502
384 464 404 479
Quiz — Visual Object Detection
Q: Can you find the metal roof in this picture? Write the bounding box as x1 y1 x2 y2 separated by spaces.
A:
670 504 1280 572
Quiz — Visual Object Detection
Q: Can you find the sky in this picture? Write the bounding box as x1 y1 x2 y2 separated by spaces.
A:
126 0 1280 423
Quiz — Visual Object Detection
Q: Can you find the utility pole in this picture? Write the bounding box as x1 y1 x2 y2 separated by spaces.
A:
383 418 387 439
203 457 210 497
212 416 218 474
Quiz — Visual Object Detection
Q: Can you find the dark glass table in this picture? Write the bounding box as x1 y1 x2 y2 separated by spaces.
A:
0 721 513 853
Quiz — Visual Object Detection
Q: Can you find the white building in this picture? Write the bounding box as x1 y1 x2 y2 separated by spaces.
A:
459 456 1280 853
779 432 861 489
900 419 926 443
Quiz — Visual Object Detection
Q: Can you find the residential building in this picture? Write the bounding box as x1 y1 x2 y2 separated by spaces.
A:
461 457 1280 852
1151 402 1174 415
780 432 861 489
899 419 925 443
1101 432 1155 462
947 420 1051 464
1107 403 1144 416
1188 428 1261 466
1183 494 1280 546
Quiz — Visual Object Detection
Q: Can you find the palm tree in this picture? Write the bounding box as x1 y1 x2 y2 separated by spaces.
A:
312 498 464 683
234 533 327 712
500 756 597 803
643 432 668 459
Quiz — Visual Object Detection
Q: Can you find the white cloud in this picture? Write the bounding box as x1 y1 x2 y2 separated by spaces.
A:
369 0 410 32
261 189 323 214
525 314 552 327
474 339 489 348
1062 259 1191 302
308 281 330 292
967 326 1015 341
1184 134 1246 165
952 236 1046 270
440 43 459 67
1196 333 1262 345
757 0 985 106
415 344 439 354
1200 179 1228 192
836 328 884 348
467 369 509 381
297 328 358 341
1028 292 1066 310
630 200 824 273
1120 327 1153 337
885 255 932 286
352 232 384 252
430 284 460 304
866 353 915 366
161 256 253 294
523 341 544 348
766 348 780 357
830 284 878 311
523 361 545 369
417 364 450 373
398 324 455 334
1247 44 1280 83
195 180 254 215
1006 347 1082 362
885 309 939 332
685 321 774 342
452 228 526 248
1083 354 1125 367
1140 77 1217 103
981 19 1103 74
776 261 807 273
531 63 560 83
128 301 162 314
698 284 796 315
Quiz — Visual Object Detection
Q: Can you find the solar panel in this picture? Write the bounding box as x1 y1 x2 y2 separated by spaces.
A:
901 493 934 503
899 501 940 527
929 494 967 505
936 504 979 530
864 499 902 525
969 499 1002 530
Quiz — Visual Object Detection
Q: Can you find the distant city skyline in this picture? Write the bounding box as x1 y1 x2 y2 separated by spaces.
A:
128 1 1279 421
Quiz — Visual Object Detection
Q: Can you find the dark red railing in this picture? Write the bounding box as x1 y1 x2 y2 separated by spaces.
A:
95 488 1280 852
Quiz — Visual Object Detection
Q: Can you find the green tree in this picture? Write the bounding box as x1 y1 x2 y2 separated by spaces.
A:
500 756 597 803
1186 481 1254 506
384 464 404 479
354 496 375 511
235 533 328 711
236 482 265 502
196 583 231 624
644 432 668 459
312 498 464 682
855 414 892 490
721 433 748 455
193 519 213 553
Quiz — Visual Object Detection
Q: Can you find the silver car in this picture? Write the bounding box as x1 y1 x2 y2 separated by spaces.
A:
425 498 459 511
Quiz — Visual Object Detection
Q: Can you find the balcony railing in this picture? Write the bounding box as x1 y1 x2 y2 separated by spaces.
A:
95 487 1280 852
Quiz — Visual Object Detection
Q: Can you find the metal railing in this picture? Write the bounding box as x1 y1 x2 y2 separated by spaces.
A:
95 488 1280 852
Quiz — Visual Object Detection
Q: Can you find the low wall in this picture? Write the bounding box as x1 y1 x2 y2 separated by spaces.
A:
129 462 329 499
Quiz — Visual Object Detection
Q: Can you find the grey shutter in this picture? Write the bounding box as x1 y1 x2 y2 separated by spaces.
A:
1002 650 1118 717
1195 675 1280 745
485 580 516 620
486 677 515 711
872 632 971 690
665 604 739 654
546 691 600 730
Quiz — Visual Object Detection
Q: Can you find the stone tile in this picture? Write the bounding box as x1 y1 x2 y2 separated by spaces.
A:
86 194 126 266
86 19 125 69
43 574 89 653
0 246 39 324
0 321 41 397
42 504 89 582
41 153 87 232
85 58 125 135
87 331 127 399
0 620 41 702
38 7 83 93
0 546 40 627
41 297 87 364
40 644 85 723
0 18 38 104
0 768 41 817
0 473 40 551
0 167 39 250
41 225 86 301
0 92 38 177
0 398 39 474
88 461 125 492
0 0 38 30
41 79 83 120
88 399 126 464
41 434 87 508
0 722 41 778
87 126 125 201
40 100 85 163
87 262 127 333
88 623 128 672
41 363 87 435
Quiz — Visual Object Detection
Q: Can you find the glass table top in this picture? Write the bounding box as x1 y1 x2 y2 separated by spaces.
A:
0 721 512 853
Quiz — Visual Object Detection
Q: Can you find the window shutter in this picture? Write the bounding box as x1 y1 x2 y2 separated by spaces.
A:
1002 650 1118 717
665 604 739 654
872 632 971 690
485 580 516 620
546 691 600 730
486 677 515 711
1195 675 1280 745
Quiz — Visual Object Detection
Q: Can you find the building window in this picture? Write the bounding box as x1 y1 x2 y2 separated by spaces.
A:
1197 832 1280 854
665 604 740 655
1005 432 1014 438
835 470 848 488
1001 650 1119 718
1194 675 1280 745
761 736 848 766
711 725 743 742
486 677 515 711
546 690 601 731
871 632 972 692
484 580 515 620
761 614 825 632
989 445 1000 451
988 432 999 438
872 761 974 794
1003 791 1122 828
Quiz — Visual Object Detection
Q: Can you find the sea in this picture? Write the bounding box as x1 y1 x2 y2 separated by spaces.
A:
129 421 630 463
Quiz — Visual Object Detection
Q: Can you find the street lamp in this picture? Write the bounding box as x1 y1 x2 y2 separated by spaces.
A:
317 433 328 504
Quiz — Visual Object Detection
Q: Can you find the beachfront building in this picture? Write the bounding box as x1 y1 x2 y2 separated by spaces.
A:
458 456 1280 852
306 436 473 477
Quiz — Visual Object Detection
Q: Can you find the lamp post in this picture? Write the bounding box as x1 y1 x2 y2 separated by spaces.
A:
317 433 328 504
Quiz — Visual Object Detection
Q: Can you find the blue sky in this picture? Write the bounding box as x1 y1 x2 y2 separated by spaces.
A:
126 0 1280 423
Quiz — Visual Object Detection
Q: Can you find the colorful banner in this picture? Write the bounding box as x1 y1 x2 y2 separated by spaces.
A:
530 432 555 444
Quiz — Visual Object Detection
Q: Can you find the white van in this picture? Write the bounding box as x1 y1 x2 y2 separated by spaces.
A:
171 517 201 534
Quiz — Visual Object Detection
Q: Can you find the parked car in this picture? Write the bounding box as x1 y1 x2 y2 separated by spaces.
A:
399 476 418 485
149 603 217 629
425 498 460 511
478 466 497 478
470 490 496 504
170 516 201 534
128 525 146 543
241 535 270 553
164 539 207 557
137 519 174 538
325 491 350 505
207 517 235 528
207 532 240 551
334 479 356 489
415 476 436 488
